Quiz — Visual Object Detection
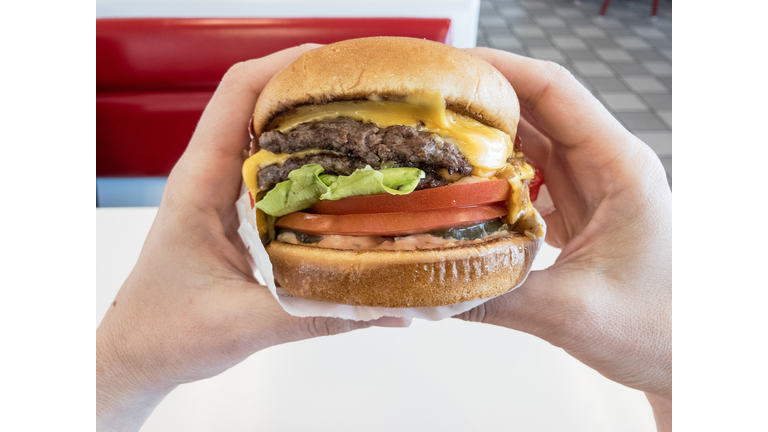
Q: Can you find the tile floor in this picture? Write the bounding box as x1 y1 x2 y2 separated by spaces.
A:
477 0 672 187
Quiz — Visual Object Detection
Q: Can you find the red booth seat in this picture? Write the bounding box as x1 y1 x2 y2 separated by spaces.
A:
97 18 452 177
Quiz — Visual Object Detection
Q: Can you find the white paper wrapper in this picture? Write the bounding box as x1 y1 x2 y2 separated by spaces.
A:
236 184 547 321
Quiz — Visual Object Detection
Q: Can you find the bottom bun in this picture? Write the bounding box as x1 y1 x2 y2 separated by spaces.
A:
266 233 539 308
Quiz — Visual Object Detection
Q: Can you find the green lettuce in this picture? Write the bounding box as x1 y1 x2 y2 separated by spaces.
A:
320 166 424 200
255 164 424 216
319 174 338 186
255 164 328 217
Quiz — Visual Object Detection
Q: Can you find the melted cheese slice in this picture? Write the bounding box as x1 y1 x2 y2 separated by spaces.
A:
271 92 515 177
496 160 536 226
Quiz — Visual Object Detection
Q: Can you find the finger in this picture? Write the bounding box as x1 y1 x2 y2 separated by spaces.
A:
453 269 571 346
465 48 631 150
454 271 545 333
541 208 568 248
235 284 411 351
167 44 323 213
516 114 551 171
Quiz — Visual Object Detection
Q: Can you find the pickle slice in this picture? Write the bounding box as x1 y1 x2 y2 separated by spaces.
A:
282 218 507 244
430 219 507 240
287 230 322 244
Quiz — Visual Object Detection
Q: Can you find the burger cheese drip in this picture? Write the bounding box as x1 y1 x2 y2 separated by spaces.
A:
242 92 538 227
496 160 541 237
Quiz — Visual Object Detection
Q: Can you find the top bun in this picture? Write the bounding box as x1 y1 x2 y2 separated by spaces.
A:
252 37 520 138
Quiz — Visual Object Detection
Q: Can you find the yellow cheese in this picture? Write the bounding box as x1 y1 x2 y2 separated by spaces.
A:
242 148 341 199
272 92 514 177
496 160 535 225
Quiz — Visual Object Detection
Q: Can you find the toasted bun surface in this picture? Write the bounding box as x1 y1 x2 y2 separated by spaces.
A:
252 37 520 138
267 233 538 308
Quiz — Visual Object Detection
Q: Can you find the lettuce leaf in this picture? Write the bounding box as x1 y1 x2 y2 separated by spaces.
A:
254 164 328 217
319 174 338 186
255 164 424 216
320 166 425 200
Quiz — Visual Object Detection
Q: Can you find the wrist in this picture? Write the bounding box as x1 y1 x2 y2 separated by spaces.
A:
97 320 175 431
96 381 171 432
645 392 672 432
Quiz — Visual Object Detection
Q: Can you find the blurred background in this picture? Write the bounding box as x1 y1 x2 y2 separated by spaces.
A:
476 0 672 185
96 0 671 207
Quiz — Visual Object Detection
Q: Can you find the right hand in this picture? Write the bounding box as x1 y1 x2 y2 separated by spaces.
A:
456 48 672 431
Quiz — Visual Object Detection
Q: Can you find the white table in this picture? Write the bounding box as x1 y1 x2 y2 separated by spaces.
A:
96 0 481 49
97 207 655 432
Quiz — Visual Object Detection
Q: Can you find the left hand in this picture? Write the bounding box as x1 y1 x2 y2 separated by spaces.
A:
96 44 410 432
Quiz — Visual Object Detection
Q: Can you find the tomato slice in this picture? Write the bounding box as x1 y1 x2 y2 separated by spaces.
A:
529 169 544 202
309 179 510 215
276 203 508 236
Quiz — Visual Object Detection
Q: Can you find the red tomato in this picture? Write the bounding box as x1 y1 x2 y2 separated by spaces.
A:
309 179 510 215
276 203 508 236
529 169 544 202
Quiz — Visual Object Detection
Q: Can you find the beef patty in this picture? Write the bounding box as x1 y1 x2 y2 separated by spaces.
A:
257 117 472 190
257 154 450 191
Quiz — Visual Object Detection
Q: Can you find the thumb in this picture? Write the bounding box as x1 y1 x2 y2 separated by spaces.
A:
238 285 412 349
453 269 579 348
294 315 413 338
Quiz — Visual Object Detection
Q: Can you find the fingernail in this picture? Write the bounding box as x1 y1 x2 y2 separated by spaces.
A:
368 316 413 328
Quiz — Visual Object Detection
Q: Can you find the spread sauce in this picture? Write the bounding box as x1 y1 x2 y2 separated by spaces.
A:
277 230 514 251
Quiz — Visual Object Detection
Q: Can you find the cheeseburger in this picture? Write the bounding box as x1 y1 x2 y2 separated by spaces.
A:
242 37 545 308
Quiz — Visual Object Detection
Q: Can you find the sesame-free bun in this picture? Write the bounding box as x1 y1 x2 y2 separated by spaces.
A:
252 37 520 138
266 233 538 308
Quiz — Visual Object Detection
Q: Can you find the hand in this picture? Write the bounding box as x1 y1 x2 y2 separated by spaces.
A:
456 49 672 430
96 45 410 432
